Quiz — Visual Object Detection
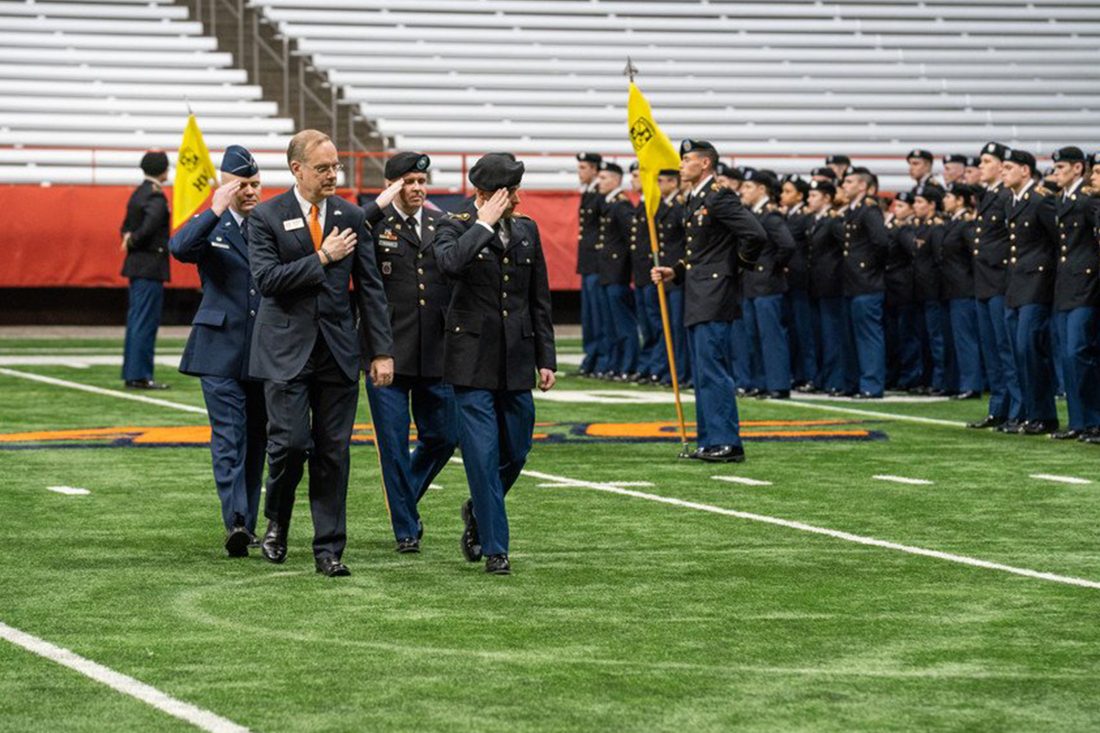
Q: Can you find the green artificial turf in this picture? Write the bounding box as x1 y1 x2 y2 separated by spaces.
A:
1 335 1098 732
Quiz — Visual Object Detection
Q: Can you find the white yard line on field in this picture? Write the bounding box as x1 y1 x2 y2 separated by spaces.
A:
0 622 249 733
712 475 773 487
0 368 207 415
873 475 934 486
1030 474 1092 486
47 486 90 496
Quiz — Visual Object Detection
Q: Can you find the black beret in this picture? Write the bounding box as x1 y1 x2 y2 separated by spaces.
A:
848 165 875 177
825 155 850 166
742 167 777 191
385 151 430 180
468 153 525 190
811 166 837 181
782 173 810 195
1004 149 1037 171
657 168 680 177
914 184 943 204
576 152 603 165
907 149 934 162
140 150 169 177
715 162 733 178
680 139 717 156
599 160 623 175
980 142 1009 161
629 161 639 173
944 182 976 203
220 145 259 177
943 154 968 166
1052 146 1086 164
808 179 836 197
966 156 981 168
1091 152 1100 167
895 191 915 205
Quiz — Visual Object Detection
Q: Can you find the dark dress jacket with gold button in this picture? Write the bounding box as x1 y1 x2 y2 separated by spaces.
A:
742 205 795 299
973 184 1012 301
1003 184 1058 309
596 191 634 287
807 210 844 300
371 204 450 378
884 217 915 308
434 201 556 391
576 183 603 276
1052 185 1100 312
840 197 889 297
671 180 767 327
911 217 943 303
937 212 976 301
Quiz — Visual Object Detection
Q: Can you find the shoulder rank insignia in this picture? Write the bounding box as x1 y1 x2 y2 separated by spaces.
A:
447 212 472 221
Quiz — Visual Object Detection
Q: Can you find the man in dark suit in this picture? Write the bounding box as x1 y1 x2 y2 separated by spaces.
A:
1048 146 1100 440
170 145 266 557
120 150 171 390
1000 149 1059 435
434 153 557 575
249 129 394 577
366 152 457 553
969 142 1023 430
576 152 604 377
652 139 767 463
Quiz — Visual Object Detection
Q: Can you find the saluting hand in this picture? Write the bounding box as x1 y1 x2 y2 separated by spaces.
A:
374 179 406 209
211 179 241 216
538 368 556 392
477 188 510 227
651 266 674 285
318 227 357 265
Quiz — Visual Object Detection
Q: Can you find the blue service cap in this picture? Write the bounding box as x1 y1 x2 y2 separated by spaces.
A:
220 145 259 177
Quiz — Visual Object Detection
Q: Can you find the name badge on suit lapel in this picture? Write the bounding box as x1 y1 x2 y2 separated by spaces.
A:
284 217 305 231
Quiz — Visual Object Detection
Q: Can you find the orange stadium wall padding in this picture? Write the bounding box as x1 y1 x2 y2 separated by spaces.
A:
2 185 582 291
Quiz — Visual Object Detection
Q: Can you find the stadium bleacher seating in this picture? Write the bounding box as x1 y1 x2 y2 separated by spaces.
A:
1 0 1098 189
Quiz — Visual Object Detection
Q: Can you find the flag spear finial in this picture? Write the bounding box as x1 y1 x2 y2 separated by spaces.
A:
623 57 638 83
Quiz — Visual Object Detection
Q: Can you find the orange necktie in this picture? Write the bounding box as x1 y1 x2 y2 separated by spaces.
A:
309 204 322 250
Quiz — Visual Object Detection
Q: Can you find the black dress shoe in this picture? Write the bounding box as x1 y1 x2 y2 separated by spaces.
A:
460 499 482 562
224 526 250 558
124 379 169 390
1021 419 1059 436
907 386 929 396
1050 429 1081 440
396 537 421 554
260 519 288 564
248 531 260 549
967 415 1005 429
759 390 790 399
736 387 761 398
852 392 883 400
1081 431 1100 444
417 520 424 540
794 382 817 394
485 554 511 575
698 444 746 463
315 556 351 577
952 390 981 400
996 419 1024 434
828 388 856 397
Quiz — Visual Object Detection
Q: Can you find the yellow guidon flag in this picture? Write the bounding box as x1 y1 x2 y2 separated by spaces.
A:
625 70 691 456
171 113 217 229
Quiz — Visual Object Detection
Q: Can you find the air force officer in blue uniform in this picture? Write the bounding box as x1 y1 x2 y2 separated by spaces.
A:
170 146 266 557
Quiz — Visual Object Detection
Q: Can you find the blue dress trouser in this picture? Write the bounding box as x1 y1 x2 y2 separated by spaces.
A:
749 294 792 392
603 283 639 376
787 288 817 385
635 283 663 377
367 375 458 541
688 321 743 448
921 300 950 391
650 287 690 384
975 295 1023 420
1054 306 1100 431
122 277 164 381
848 292 886 397
948 298 983 393
579 273 602 374
1004 303 1058 423
813 296 850 392
200 376 267 533
734 298 765 391
453 388 535 557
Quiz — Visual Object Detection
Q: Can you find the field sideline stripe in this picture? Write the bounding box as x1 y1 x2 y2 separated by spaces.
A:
0 622 249 733
0 368 206 415
518 468 1100 591
778 398 966 428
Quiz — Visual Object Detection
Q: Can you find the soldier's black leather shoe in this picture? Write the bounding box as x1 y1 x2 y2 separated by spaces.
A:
698 445 746 463
224 526 250 558
396 537 421 554
996 419 1024 434
758 390 790 399
953 390 981 400
460 500 482 562
967 415 1004 429
260 520 288 564
417 520 424 540
315 556 351 577
485 554 511 575
1021 419 1059 436
124 379 169 390
1050 429 1081 440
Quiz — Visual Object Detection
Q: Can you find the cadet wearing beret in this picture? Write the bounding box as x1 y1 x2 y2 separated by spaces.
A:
907 149 939 189
170 145 266 556
1047 146 1100 440
940 183 983 399
120 150 172 390
434 153 557 575
780 174 816 392
964 156 983 186
943 154 969 186
576 152 604 377
652 140 767 462
911 185 950 395
884 192 920 392
594 160 640 379
1000 148 1060 435
366 152 458 553
839 167 891 398
805 180 852 395
825 155 851 182
739 168 795 399
968 142 1024 429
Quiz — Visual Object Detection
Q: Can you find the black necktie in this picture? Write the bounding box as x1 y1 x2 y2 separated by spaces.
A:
239 217 249 242
406 215 420 243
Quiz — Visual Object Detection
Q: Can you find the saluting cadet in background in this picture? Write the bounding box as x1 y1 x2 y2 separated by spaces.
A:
170 145 266 557
780 174 816 392
839 167 890 398
366 152 458 553
652 140 766 463
739 168 795 399
120 150 171 390
911 186 949 395
805 179 850 395
1000 149 1060 435
884 192 921 392
1047 147 1100 441
576 152 604 377
594 160 639 380
434 153 557 575
939 183 983 400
